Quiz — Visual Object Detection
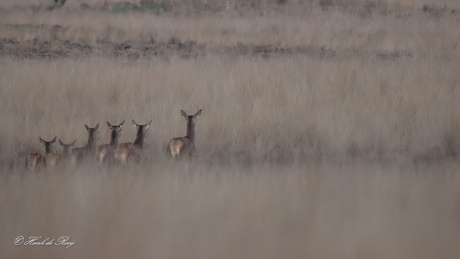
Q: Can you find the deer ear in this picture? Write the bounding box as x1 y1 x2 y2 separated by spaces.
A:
51 137 57 143
144 120 152 131
39 137 45 144
119 120 126 127
59 139 64 146
85 124 90 132
181 110 188 118
194 109 202 118
71 140 76 146
132 119 138 126
95 123 99 129
107 121 114 129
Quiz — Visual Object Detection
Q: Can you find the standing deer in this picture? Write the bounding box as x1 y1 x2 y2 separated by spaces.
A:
114 119 151 164
25 136 58 170
59 139 76 159
69 123 100 164
95 120 125 164
167 109 202 159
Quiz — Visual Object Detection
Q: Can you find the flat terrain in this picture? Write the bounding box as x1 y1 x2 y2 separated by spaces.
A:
1 1 460 258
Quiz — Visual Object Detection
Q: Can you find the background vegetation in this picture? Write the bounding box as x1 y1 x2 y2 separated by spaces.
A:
1 1 460 258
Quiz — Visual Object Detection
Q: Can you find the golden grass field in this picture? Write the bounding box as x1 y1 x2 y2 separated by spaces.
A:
1 0 460 258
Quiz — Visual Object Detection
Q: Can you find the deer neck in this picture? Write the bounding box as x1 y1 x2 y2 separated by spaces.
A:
86 135 97 150
185 119 195 142
133 129 144 148
63 148 71 157
109 130 120 146
44 145 53 155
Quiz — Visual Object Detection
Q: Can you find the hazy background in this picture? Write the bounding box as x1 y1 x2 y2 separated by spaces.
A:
1 0 460 258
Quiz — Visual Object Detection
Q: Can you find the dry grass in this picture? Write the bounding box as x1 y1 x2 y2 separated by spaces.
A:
3 0 460 9
1 56 460 162
1 2 460 59
1 162 460 258
1 1 460 258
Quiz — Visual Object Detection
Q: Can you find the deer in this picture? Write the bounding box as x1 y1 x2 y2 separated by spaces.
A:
167 109 202 159
69 123 100 164
59 139 76 159
114 119 151 164
25 136 58 170
95 120 125 164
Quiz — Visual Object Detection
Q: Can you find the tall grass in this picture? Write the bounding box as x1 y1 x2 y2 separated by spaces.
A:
1 162 460 259
1 55 459 162
2 1 460 258
1 4 459 59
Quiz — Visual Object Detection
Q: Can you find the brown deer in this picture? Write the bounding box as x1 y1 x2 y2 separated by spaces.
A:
167 109 202 159
25 153 45 171
114 119 151 164
69 123 100 164
25 136 58 170
95 120 125 164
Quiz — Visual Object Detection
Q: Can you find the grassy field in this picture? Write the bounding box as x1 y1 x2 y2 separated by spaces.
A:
1 56 460 162
1 162 460 259
1 1 460 258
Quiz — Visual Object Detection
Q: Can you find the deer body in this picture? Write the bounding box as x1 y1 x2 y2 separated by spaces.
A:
58 139 76 165
59 139 76 158
70 123 99 164
25 153 45 170
25 137 58 170
167 109 202 159
96 120 124 164
114 120 151 164
46 153 60 167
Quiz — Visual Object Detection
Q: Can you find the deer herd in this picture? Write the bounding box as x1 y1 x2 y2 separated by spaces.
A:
25 109 202 170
